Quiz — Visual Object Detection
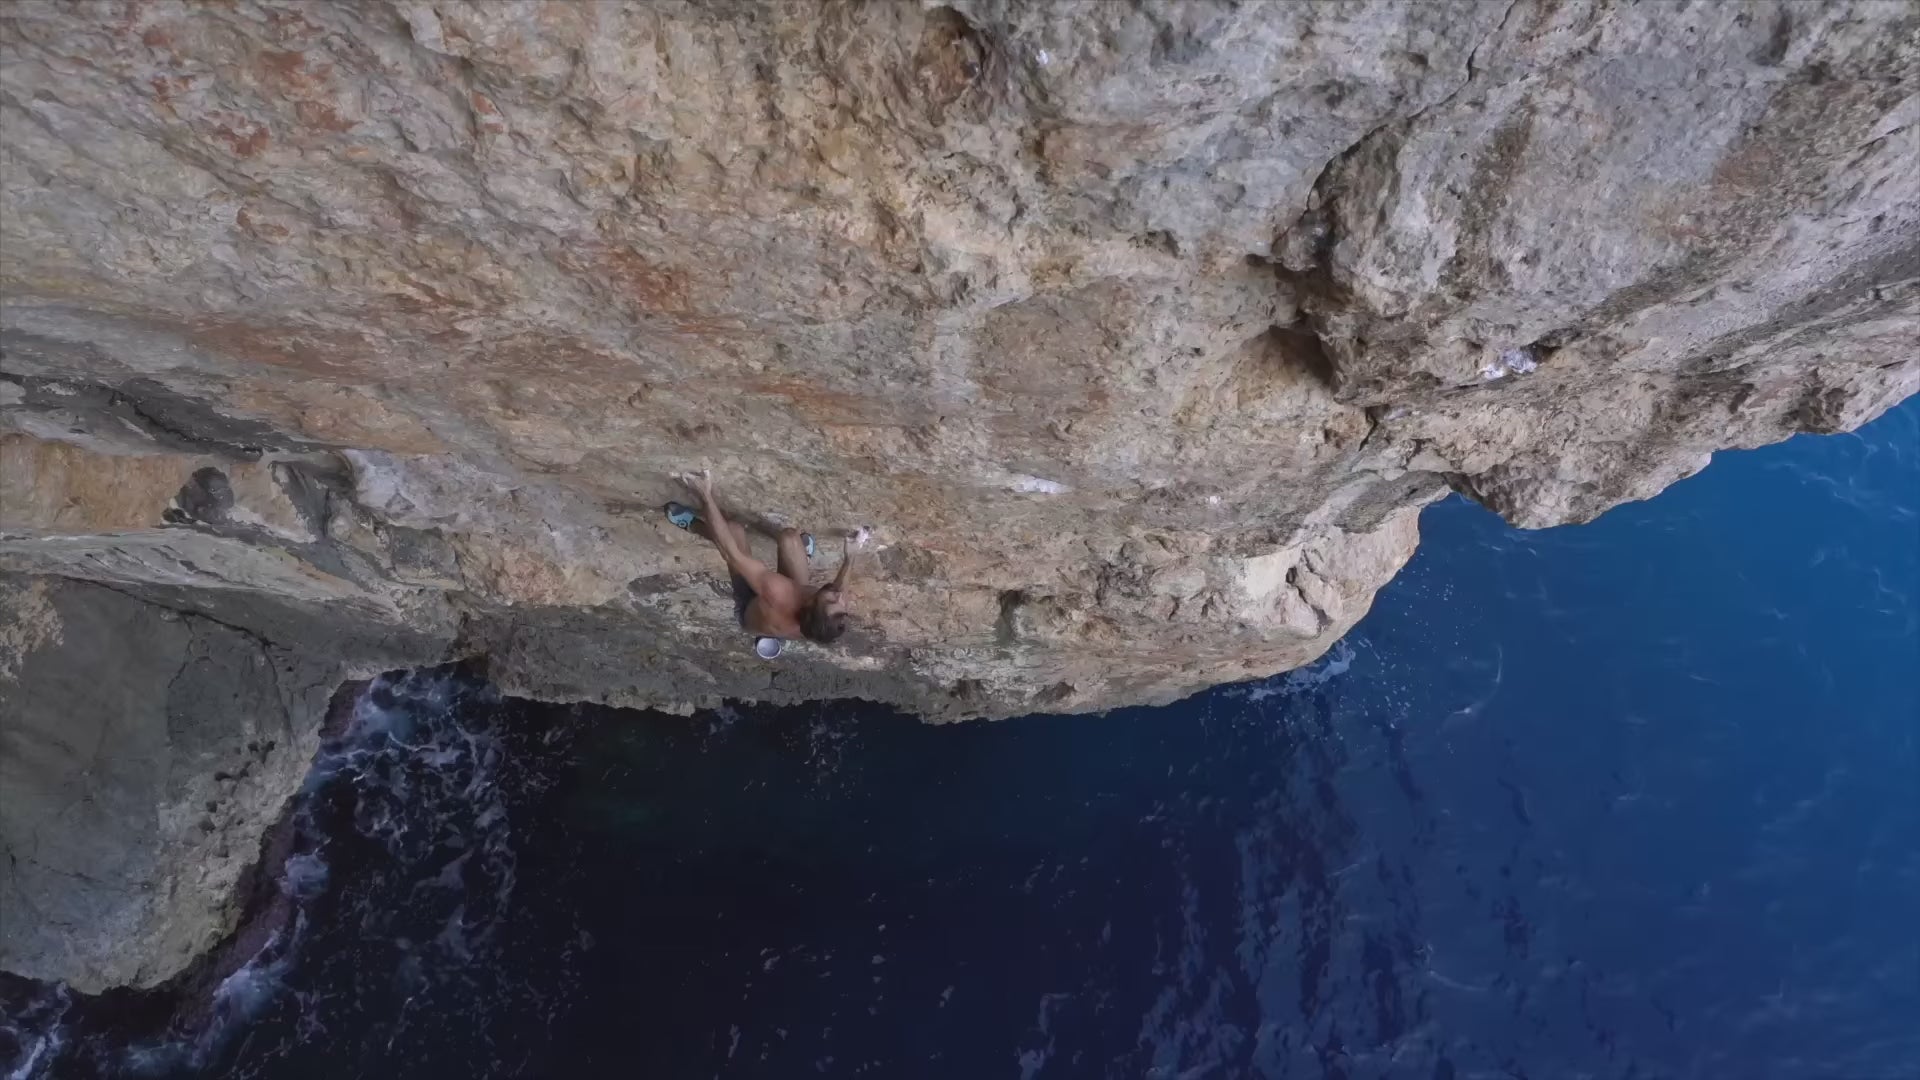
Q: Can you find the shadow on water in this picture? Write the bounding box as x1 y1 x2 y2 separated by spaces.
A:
3 400 1917 1079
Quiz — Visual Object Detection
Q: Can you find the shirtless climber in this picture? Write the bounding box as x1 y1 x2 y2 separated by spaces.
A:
666 469 852 655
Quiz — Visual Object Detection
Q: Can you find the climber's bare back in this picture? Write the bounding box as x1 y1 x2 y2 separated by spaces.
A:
687 514 805 638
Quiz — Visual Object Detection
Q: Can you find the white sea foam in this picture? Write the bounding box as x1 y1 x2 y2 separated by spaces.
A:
1227 639 1359 703
11 669 520 1078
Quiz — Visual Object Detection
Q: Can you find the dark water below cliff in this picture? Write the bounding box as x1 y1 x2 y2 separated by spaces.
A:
6 400 1918 1080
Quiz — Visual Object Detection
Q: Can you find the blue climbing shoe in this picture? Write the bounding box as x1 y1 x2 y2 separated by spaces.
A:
665 502 696 530
802 532 816 558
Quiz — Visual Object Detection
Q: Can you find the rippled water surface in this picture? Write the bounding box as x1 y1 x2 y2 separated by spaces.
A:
6 400 1917 1079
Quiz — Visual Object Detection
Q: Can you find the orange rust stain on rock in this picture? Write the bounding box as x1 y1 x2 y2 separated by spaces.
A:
817 422 924 461
187 319 384 381
472 332 643 381
736 375 904 427
256 49 307 85
562 244 692 313
226 382 449 456
254 47 339 99
294 99 355 133
380 275 476 316
206 113 271 158
234 206 293 241
149 74 187 105
469 91 507 134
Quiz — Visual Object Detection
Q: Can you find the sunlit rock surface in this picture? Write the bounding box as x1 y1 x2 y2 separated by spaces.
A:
1 1 1915 990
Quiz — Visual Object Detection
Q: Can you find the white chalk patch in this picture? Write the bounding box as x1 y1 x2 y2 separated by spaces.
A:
1482 346 1541 382
1237 549 1295 602
1010 474 1069 495
1036 49 1052 67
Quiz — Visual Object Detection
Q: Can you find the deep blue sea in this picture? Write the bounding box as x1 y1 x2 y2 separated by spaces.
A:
5 399 1917 1080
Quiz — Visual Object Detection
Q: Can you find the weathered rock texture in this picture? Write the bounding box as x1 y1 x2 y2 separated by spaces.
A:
1 1 1916 989
0 573 437 993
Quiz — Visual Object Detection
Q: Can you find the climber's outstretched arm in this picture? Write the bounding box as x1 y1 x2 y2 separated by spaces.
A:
682 470 782 597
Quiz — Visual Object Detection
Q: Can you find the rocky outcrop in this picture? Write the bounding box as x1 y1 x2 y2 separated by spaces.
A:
0 573 439 993
1 2 1916 990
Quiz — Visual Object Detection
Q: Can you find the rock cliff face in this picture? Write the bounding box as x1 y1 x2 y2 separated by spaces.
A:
0 574 429 993
2 1 1916 991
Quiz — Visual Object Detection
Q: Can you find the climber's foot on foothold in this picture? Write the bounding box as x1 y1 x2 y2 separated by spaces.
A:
665 502 697 530
801 533 816 558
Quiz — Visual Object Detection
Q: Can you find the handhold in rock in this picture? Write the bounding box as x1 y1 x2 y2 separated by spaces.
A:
1481 346 1542 382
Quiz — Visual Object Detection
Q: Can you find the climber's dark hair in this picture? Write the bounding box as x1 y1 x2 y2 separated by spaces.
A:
800 589 848 643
